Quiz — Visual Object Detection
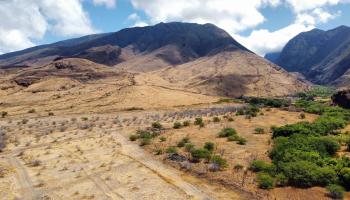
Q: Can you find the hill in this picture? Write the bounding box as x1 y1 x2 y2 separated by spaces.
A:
0 22 308 115
271 26 350 87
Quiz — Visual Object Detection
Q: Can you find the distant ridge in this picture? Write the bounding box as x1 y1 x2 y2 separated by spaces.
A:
269 25 350 87
0 22 249 69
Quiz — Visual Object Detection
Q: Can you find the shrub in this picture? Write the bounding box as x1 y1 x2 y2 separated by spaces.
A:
346 139 350 152
218 128 237 138
28 109 36 113
136 130 153 139
191 148 212 161
254 128 265 134
249 160 275 174
236 109 244 116
1 111 8 118
159 136 166 142
227 135 240 142
245 97 289 108
257 173 275 189
326 184 345 199
213 117 220 123
81 117 88 121
173 122 182 129
194 118 205 127
183 121 191 127
339 168 350 189
204 142 215 152
194 118 203 125
228 117 234 122
48 112 54 116
275 173 288 186
300 113 306 119
236 137 247 145
166 146 177 154
129 134 138 141
30 160 41 167
234 164 244 170
155 148 163 155
282 161 324 187
139 138 151 146
211 155 228 169
177 137 190 148
152 122 163 129
185 143 195 152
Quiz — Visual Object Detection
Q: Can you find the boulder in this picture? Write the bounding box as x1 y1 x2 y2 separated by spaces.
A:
332 90 350 109
167 153 187 162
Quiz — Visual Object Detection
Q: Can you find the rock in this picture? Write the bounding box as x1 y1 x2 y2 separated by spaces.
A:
14 78 37 87
208 163 220 172
332 90 350 109
167 153 187 162
179 161 191 171
54 62 74 69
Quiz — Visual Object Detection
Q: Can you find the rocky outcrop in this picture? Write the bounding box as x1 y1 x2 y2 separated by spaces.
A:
332 90 350 109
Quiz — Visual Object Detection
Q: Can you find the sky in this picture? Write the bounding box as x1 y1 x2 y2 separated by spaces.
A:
0 0 350 56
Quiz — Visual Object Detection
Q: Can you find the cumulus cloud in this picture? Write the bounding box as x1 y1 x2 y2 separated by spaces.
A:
285 0 340 12
127 13 149 27
131 0 281 33
235 24 314 56
92 0 116 8
130 0 349 55
0 0 96 54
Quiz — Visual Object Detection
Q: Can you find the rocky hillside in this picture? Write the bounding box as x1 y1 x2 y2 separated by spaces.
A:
0 22 248 70
270 26 350 87
0 22 308 100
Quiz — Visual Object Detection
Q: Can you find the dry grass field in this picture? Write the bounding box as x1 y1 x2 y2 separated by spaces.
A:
0 101 349 200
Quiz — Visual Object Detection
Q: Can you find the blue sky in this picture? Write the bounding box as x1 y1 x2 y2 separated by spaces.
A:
1 0 350 56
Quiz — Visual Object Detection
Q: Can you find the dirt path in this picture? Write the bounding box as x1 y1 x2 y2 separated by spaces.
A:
112 132 230 200
7 156 41 200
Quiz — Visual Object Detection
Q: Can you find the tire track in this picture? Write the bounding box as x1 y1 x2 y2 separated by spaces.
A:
111 133 214 200
7 156 41 200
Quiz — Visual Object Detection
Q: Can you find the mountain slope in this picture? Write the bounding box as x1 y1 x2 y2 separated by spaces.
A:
273 26 350 86
138 50 308 97
0 22 308 102
0 22 249 70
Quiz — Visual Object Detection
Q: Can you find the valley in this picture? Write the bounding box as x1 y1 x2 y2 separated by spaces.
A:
0 22 349 200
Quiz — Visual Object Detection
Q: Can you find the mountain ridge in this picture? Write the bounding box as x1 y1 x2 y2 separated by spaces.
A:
0 22 308 99
0 22 250 69
268 25 350 87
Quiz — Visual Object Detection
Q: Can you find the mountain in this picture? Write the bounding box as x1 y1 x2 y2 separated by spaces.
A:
272 26 350 87
264 52 281 63
0 22 249 70
0 22 308 114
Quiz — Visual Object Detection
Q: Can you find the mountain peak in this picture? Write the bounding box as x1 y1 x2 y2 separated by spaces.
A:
0 22 250 68
271 25 350 86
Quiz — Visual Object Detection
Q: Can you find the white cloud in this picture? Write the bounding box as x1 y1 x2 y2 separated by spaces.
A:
235 24 314 56
127 13 149 27
92 0 116 8
130 0 349 55
285 0 340 12
130 0 281 33
0 0 96 54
